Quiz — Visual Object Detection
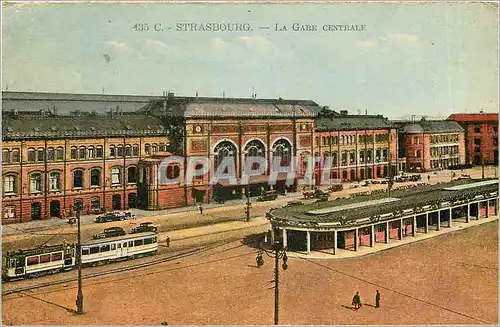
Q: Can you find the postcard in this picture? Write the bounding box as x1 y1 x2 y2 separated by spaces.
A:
1 1 498 326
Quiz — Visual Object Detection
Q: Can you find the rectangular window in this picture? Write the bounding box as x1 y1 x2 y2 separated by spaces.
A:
125 146 131 157
90 247 99 254
40 254 51 263
134 239 144 247
128 241 133 247
11 150 20 163
49 172 60 191
111 244 116 250
91 197 100 210
144 238 153 245
88 148 95 158
78 148 86 159
100 245 110 252
81 248 90 256
123 242 128 248
46 149 55 161
111 168 121 184
27 256 39 265
4 176 16 194
37 149 45 162
51 252 63 261
110 146 116 157
96 147 103 158
4 206 15 219
30 174 42 192
71 148 77 159
117 146 123 157
56 148 64 160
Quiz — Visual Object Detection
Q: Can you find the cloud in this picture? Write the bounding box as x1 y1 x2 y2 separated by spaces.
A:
231 36 272 51
106 41 130 50
357 40 377 48
388 33 419 43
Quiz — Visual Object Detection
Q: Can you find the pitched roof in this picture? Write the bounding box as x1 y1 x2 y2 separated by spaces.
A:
2 112 168 140
143 97 319 118
315 115 393 131
2 91 157 114
448 113 498 123
400 120 464 134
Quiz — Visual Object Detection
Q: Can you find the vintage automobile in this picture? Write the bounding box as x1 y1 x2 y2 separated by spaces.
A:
257 190 278 202
93 227 126 239
313 189 330 201
94 211 135 223
328 184 343 192
130 222 158 234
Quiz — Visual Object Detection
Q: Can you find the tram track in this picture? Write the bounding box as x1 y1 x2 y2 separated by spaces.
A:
2 238 247 296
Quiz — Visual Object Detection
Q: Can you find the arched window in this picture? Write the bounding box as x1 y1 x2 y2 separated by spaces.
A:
73 170 84 188
2 149 10 163
272 139 292 168
87 146 95 159
214 141 237 171
166 164 181 180
382 149 388 161
244 140 266 171
132 144 139 156
366 150 373 162
70 146 78 160
46 148 55 161
78 146 86 160
340 136 345 145
111 167 121 185
49 171 61 191
55 147 64 160
37 148 45 162
159 143 166 152
127 166 138 183
332 152 338 166
90 168 101 187
27 148 36 162
359 150 365 163
109 145 116 157
11 149 20 163
29 172 42 193
152 143 158 154
341 151 348 165
96 146 103 158
3 174 17 194
125 145 131 157
145 144 151 155
349 151 356 164
117 145 124 157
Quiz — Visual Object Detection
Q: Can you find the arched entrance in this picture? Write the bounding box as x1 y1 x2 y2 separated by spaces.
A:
31 202 42 220
112 194 122 210
50 200 60 218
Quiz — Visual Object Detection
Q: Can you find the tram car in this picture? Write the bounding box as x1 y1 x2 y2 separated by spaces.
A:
3 243 75 280
3 232 158 281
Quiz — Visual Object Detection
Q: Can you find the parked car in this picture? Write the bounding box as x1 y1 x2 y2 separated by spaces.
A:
94 211 135 223
257 190 278 201
93 227 126 239
131 222 158 234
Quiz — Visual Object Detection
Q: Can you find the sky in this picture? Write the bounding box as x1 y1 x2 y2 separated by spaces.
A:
2 2 499 118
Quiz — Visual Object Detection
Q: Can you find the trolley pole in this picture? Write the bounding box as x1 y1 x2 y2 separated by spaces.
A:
76 208 84 314
246 184 251 222
274 243 279 325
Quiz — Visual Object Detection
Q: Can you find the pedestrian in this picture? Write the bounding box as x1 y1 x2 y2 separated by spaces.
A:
427 175 430 182
166 236 170 247
352 292 361 309
198 204 203 215
375 290 381 308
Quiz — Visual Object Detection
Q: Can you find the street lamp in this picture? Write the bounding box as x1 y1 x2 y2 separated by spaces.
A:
255 227 289 325
245 184 251 222
73 204 84 314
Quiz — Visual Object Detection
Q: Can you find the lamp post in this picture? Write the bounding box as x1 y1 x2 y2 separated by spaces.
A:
255 227 288 325
245 184 251 222
74 205 84 314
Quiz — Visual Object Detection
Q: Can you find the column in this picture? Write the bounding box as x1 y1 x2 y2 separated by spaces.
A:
486 200 490 218
354 228 359 251
370 225 375 247
399 218 403 240
425 213 429 233
333 230 337 255
306 231 311 254
448 208 452 228
466 204 470 223
412 216 417 236
437 211 441 231
495 198 499 216
385 221 390 243
282 229 287 249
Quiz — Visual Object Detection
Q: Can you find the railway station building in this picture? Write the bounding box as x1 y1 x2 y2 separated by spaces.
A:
267 179 498 254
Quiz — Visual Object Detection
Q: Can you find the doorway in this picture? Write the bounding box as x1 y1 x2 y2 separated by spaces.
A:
50 200 60 218
128 193 137 209
31 202 42 220
112 194 122 210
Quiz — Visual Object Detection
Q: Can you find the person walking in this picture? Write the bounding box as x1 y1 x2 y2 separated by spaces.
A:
198 204 203 215
166 236 170 248
352 292 361 309
375 290 380 308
